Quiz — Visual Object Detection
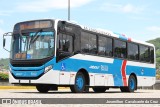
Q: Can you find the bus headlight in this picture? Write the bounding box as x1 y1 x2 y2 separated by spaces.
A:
44 65 53 73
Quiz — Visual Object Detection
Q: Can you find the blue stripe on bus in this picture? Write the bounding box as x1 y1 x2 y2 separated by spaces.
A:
119 35 128 41
29 32 54 36
53 58 155 76
114 32 128 41
10 64 45 71
11 69 44 77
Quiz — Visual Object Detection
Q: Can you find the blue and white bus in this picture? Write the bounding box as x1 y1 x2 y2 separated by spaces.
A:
3 19 156 93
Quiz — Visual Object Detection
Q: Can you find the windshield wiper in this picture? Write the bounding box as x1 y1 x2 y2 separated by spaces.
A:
30 29 43 43
19 30 25 43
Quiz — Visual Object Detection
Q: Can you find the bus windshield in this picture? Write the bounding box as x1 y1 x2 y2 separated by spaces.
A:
11 31 55 60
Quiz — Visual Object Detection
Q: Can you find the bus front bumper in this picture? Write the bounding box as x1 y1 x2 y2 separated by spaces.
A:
9 69 60 85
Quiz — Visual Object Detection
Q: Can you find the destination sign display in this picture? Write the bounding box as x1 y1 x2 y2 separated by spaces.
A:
14 20 52 31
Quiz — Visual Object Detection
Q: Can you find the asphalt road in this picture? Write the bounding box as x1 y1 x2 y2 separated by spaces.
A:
0 88 160 107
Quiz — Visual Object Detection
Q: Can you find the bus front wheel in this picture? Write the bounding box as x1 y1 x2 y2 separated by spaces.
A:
36 84 51 93
70 72 86 93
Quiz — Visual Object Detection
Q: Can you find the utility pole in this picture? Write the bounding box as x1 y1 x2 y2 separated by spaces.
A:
68 0 70 21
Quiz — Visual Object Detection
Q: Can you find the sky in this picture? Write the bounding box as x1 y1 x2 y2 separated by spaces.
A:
0 0 160 58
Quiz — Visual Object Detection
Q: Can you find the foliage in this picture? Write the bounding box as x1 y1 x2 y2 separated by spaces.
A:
156 75 160 80
0 58 9 70
0 72 9 80
147 38 160 50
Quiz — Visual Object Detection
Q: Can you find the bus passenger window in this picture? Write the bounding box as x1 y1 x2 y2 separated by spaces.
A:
114 40 127 58
59 33 73 53
150 47 154 63
140 45 150 62
98 36 112 57
128 43 139 60
81 31 97 54
98 36 106 56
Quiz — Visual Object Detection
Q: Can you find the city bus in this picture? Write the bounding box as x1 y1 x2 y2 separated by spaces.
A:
3 19 156 93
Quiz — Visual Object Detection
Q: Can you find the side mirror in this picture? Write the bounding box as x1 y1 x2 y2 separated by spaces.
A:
3 38 6 47
3 32 12 52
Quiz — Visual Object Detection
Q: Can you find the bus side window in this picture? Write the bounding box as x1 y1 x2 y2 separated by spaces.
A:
150 47 154 63
114 39 127 59
58 33 73 61
140 45 150 62
81 31 97 54
59 33 73 53
128 43 139 60
98 36 113 57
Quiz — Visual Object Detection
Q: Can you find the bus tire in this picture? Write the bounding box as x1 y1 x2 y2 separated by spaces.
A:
70 72 86 93
36 84 51 93
120 75 136 92
92 87 107 93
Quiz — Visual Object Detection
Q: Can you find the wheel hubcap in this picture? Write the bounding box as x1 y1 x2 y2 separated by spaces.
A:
76 75 84 90
130 78 135 90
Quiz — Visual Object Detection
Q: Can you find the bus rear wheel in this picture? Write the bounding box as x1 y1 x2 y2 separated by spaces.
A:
92 87 108 93
36 84 51 93
70 72 86 93
120 75 136 92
